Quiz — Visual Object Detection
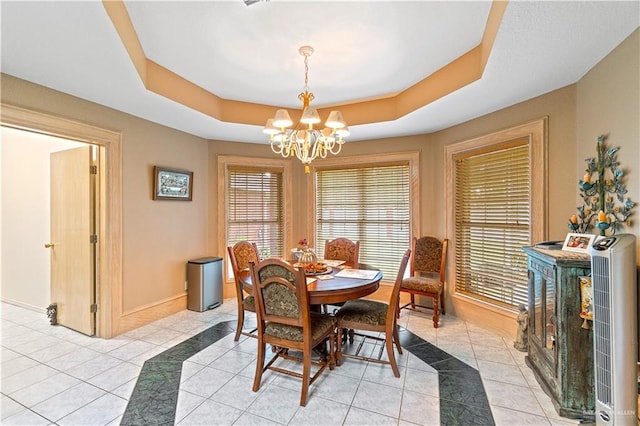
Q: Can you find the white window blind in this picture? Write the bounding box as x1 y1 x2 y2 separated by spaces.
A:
227 168 284 260
454 141 530 308
315 164 410 279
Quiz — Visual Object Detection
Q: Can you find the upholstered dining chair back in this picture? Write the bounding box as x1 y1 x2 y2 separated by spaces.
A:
229 241 260 271
253 260 305 328
411 236 446 282
249 258 336 406
400 236 448 328
324 237 360 266
227 241 260 341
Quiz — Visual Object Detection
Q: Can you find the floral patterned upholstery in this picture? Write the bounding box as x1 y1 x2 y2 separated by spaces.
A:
257 263 338 340
242 295 255 311
401 276 443 293
412 237 442 273
266 312 337 342
335 299 388 326
259 264 299 318
324 238 359 265
233 241 260 270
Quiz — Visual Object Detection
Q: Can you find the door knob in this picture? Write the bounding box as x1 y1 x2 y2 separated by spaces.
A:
44 243 54 248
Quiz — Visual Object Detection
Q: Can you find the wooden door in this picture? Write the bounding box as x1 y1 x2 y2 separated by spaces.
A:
50 146 96 336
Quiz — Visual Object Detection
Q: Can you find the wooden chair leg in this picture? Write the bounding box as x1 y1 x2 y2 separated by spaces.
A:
328 332 336 370
432 297 439 328
440 290 445 315
253 341 266 392
300 349 311 406
410 294 416 309
385 336 400 378
335 326 343 366
392 325 402 355
234 305 245 341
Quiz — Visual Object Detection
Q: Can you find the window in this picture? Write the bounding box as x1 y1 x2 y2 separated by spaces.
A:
218 156 292 281
445 119 547 311
454 141 530 307
311 152 419 280
227 168 283 259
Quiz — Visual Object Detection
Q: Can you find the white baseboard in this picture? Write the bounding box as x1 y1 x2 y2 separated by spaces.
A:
0 298 47 314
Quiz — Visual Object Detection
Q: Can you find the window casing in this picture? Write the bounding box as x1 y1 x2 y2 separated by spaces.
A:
445 119 547 312
218 156 292 282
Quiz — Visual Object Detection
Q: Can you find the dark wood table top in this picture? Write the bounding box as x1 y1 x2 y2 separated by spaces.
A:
238 262 382 305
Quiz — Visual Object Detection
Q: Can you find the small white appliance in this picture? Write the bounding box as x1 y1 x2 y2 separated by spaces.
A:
589 234 637 425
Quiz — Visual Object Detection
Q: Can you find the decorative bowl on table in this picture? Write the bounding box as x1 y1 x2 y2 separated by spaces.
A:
302 262 331 276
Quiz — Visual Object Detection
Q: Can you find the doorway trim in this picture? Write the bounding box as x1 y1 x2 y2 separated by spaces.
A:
1 103 122 338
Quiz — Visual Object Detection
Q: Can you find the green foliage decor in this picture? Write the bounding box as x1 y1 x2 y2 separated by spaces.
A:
569 134 635 236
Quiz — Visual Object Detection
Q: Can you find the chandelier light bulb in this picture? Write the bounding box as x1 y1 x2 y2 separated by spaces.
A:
272 109 293 128
263 119 279 135
325 111 346 129
300 107 321 125
336 127 350 138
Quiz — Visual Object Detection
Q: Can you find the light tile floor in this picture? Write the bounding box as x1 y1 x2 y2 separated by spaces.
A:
1 300 587 425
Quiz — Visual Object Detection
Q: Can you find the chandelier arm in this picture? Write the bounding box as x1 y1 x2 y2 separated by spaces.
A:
270 139 285 156
285 135 296 158
331 140 343 155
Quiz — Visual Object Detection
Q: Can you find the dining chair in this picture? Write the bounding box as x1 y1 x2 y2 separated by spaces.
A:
323 237 360 315
335 249 411 377
324 237 360 266
227 241 260 341
249 257 337 407
399 236 448 328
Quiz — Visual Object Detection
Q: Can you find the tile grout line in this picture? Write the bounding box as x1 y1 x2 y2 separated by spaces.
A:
118 323 495 426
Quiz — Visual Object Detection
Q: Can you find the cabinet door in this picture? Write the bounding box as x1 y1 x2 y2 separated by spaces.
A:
544 274 556 350
529 259 556 355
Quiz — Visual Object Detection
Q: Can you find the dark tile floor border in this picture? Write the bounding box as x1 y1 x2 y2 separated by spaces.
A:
121 322 494 425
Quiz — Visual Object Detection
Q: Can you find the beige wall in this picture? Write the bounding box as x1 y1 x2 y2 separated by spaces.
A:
1 74 209 326
1 28 638 336
431 85 578 241
576 28 640 262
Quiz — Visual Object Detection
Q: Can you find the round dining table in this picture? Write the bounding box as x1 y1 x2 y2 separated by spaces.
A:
237 262 383 306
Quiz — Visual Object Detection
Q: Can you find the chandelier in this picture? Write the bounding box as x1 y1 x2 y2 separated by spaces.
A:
263 46 349 173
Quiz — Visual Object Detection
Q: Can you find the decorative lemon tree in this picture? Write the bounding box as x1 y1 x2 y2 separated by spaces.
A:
569 135 635 235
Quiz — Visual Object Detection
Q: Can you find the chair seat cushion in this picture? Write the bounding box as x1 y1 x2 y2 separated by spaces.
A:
243 295 256 312
335 299 388 326
401 277 443 294
265 312 336 342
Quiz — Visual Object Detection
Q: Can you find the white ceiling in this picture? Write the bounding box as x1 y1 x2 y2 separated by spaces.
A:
1 1 638 145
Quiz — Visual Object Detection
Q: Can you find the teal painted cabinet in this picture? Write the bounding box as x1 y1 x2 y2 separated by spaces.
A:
522 246 595 421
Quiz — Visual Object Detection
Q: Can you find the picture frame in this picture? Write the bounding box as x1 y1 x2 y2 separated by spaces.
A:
153 166 193 201
561 233 595 253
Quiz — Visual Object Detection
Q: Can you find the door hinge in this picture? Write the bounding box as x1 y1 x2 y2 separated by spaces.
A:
90 165 98 175
90 234 98 244
90 303 98 313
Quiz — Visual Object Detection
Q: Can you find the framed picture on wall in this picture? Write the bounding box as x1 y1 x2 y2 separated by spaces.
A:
561 233 595 253
153 166 193 201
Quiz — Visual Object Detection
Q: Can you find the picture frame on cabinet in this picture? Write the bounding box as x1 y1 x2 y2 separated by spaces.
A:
153 166 193 201
562 233 595 253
